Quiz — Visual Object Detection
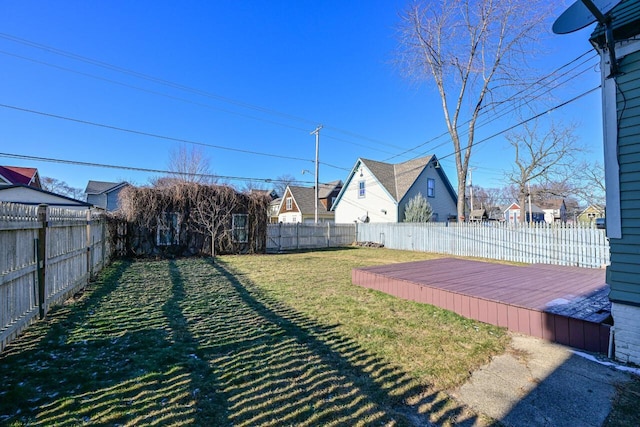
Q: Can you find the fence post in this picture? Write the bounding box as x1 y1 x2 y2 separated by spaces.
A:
327 222 330 248
36 204 47 319
101 214 106 267
86 210 93 282
296 222 300 250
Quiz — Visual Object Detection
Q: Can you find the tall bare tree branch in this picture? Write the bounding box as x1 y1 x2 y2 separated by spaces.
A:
397 0 550 220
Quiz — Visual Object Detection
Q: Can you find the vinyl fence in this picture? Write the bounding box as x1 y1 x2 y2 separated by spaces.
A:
267 223 356 252
357 222 610 268
0 203 112 352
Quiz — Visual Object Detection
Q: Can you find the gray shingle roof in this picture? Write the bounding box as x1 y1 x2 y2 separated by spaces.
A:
85 180 127 195
318 180 342 199
360 156 434 202
287 185 326 215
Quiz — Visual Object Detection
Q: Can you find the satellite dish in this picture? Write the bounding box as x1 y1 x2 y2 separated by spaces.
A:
553 0 621 34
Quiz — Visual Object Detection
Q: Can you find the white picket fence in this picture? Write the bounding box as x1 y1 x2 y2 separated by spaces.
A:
357 222 609 268
267 223 356 251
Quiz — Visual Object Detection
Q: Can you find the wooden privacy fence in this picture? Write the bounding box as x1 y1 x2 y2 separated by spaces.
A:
357 222 610 268
0 203 111 352
267 223 356 252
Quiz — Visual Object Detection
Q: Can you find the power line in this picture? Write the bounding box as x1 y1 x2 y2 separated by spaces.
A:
0 151 317 186
383 50 599 162
0 102 350 172
438 86 601 163
0 32 407 153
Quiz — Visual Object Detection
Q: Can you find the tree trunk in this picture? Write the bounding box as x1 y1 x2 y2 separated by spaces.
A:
211 230 216 264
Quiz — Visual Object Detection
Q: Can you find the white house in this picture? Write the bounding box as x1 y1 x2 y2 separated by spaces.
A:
0 184 93 210
332 155 457 223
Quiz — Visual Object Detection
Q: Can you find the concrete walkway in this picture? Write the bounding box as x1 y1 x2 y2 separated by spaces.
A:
453 334 632 427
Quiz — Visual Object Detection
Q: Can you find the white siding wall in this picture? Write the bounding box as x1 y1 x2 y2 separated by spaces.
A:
399 164 456 222
334 165 397 224
278 212 302 223
0 187 87 210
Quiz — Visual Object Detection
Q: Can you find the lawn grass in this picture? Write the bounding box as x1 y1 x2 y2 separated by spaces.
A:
0 248 511 426
221 248 509 391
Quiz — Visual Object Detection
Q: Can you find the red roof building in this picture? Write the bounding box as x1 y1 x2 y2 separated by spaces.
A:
0 166 41 188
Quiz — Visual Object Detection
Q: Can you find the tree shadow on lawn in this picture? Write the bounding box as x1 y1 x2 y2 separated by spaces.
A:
0 258 480 426
0 259 228 426
209 259 480 426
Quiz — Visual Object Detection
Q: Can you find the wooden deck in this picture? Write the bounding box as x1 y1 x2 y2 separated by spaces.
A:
352 258 611 354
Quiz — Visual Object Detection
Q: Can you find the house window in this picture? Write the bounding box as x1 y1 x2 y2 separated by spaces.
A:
286 197 292 210
358 181 366 198
427 178 435 197
157 212 180 246
232 214 248 243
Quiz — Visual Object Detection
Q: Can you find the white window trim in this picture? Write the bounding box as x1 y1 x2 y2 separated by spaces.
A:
358 181 366 198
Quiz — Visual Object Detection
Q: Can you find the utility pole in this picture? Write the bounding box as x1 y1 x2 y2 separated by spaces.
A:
468 167 476 213
311 125 323 224
527 181 533 225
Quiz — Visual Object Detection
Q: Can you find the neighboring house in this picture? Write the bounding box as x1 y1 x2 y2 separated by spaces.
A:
578 204 605 225
588 0 640 364
249 188 280 223
85 180 129 212
0 166 41 188
486 206 504 221
468 209 487 222
268 197 282 223
277 180 342 223
0 184 92 210
539 199 567 223
503 202 545 223
332 156 457 223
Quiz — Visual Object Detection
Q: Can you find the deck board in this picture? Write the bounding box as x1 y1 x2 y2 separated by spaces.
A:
352 258 611 353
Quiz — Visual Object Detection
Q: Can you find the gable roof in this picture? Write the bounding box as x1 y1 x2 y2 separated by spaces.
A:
0 166 40 187
85 180 128 195
505 202 544 213
283 185 328 216
333 155 457 210
359 157 435 201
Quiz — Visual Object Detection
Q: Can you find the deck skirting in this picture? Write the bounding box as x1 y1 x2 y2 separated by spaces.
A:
352 259 611 354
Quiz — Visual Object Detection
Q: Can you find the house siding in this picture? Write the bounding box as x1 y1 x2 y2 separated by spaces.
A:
334 164 397 223
106 189 122 211
399 164 456 222
87 193 107 209
608 49 640 306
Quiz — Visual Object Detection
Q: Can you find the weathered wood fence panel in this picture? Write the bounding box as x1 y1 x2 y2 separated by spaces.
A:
0 203 112 352
357 222 610 268
267 223 356 252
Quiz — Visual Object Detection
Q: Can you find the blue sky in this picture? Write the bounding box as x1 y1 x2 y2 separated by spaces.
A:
0 1 603 195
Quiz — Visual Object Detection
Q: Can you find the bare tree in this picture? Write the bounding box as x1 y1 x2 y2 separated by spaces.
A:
571 160 606 207
168 144 214 184
273 174 297 198
505 121 583 222
41 177 84 200
191 185 239 262
397 0 550 220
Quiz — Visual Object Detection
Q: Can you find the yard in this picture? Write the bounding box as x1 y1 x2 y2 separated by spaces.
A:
0 247 636 426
